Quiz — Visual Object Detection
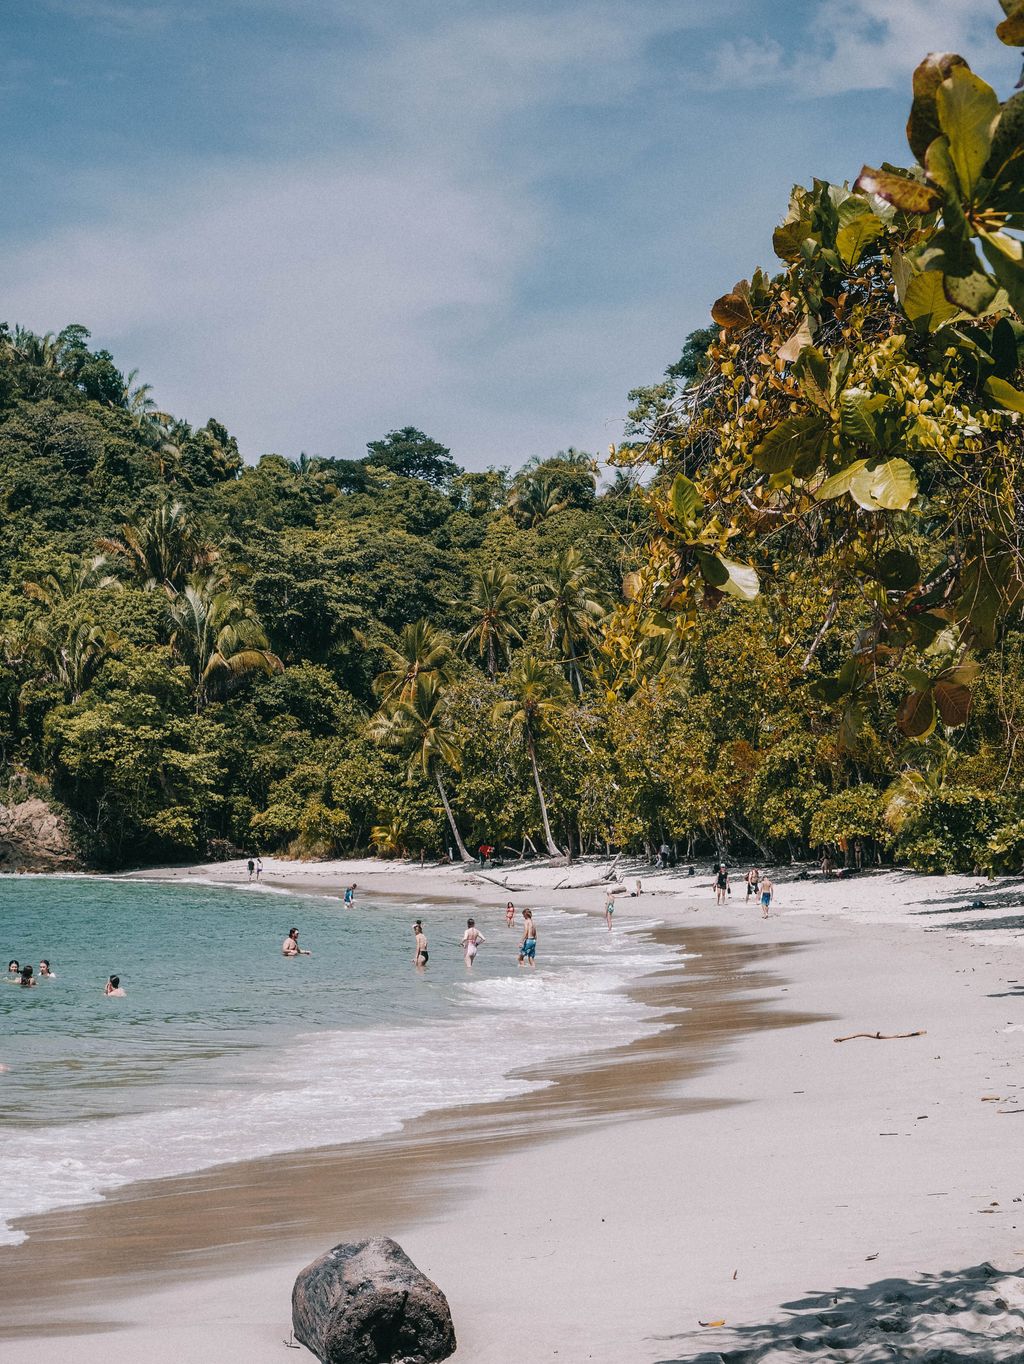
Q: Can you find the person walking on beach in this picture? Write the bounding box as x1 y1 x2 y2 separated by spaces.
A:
247 858 255 882
518 909 537 968
256 856 263 882
745 867 760 904
505 901 516 928
343 883 356 907
461 918 485 967
413 921 429 970
282 928 311 957
760 876 774 918
19 964 36 988
104 975 125 996
39 960 55 979
604 894 615 930
715 864 730 905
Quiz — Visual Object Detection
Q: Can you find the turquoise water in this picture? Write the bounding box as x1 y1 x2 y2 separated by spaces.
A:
0 875 673 1244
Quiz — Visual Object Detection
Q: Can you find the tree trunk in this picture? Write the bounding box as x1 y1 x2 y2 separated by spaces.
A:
526 728 562 856
435 770 472 862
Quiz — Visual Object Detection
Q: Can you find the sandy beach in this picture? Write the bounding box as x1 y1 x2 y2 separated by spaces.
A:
3 858 1024 1362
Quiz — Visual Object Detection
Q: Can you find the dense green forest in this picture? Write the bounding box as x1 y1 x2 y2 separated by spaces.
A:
2 8 1023 875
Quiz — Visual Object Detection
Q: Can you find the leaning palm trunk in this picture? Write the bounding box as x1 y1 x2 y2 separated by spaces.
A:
526 728 562 857
435 769 472 862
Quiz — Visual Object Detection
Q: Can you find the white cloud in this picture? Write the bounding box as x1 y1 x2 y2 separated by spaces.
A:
712 0 1008 95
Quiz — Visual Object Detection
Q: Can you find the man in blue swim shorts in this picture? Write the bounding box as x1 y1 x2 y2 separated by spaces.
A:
518 908 537 968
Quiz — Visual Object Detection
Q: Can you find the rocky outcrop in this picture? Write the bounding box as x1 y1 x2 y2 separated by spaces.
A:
0 797 80 872
292 1237 456 1364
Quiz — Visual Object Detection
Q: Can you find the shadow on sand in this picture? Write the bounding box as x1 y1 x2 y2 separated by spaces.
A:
651 1260 1024 1362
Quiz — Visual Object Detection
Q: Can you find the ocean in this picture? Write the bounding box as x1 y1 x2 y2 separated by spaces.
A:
0 874 678 1245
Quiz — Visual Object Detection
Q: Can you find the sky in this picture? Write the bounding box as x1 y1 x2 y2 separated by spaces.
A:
0 0 1019 471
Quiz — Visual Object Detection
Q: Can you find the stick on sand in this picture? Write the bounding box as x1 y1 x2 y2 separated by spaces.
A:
833 1030 926 1043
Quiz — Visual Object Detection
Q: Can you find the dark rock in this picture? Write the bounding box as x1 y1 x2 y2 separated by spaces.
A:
292 1237 456 1364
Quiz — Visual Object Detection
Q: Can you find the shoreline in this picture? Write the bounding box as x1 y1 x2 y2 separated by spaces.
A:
3 859 1024 1361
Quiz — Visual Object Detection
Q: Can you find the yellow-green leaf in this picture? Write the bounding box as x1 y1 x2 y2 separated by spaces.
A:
854 166 942 215
902 269 961 330
669 473 704 528
849 458 918 511
752 412 827 474
836 215 884 268
935 66 1000 201
816 460 868 502
716 556 760 602
985 375 1024 413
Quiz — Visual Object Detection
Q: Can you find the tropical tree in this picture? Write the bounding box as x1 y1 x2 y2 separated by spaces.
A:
459 566 527 678
168 577 282 709
23 555 119 608
371 674 473 861
31 616 116 700
506 474 568 528
531 548 607 693
99 500 220 596
492 655 569 856
371 619 456 706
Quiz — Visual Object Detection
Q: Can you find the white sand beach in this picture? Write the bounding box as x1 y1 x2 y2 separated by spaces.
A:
3 858 1024 1362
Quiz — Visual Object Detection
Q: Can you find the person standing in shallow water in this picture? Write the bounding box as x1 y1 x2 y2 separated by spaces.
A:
413 921 429 970
518 909 537 968
604 895 615 931
505 901 516 928
104 975 125 996
461 918 485 967
343 884 356 907
256 856 263 882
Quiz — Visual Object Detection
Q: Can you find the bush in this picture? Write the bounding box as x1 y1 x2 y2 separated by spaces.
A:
894 788 1008 874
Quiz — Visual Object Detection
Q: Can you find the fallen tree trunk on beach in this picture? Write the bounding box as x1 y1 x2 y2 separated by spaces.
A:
292 1236 456 1364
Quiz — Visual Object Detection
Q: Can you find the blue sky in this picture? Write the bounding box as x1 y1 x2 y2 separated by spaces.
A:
0 0 1018 470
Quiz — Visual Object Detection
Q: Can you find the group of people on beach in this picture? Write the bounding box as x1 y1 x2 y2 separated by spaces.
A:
712 866 774 917
6 958 125 994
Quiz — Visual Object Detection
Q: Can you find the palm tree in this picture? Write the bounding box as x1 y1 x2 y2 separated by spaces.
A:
460 566 527 678
23 555 119 608
506 474 569 528
31 616 116 700
99 500 220 596
492 655 568 857
531 549 607 694
372 619 456 706
168 577 282 709
370 675 473 862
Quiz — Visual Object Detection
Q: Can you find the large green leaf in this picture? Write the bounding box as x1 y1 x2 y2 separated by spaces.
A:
793 346 831 410
943 266 1000 315
906 52 970 162
839 388 889 446
935 66 1000 201
984 90 1024 212
980 231 1024 316
752 412 827 474
902 269 961 331
990 317 1024 378
816 460 867 502
669 473 704 530
772 218 812 263
714 556 760 601
898 688 937 740
849 458 918 511
854 166 942 215
836 215 884 268
985 375 1024 413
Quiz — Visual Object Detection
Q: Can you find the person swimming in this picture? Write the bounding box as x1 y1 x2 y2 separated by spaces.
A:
104 975 125 997
6 960 21 982
461 918 485 967
282 928 311 957
39 960 55 979
19 964 36 988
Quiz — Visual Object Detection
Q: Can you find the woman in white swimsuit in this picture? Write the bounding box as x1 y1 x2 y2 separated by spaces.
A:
461 918 485 967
